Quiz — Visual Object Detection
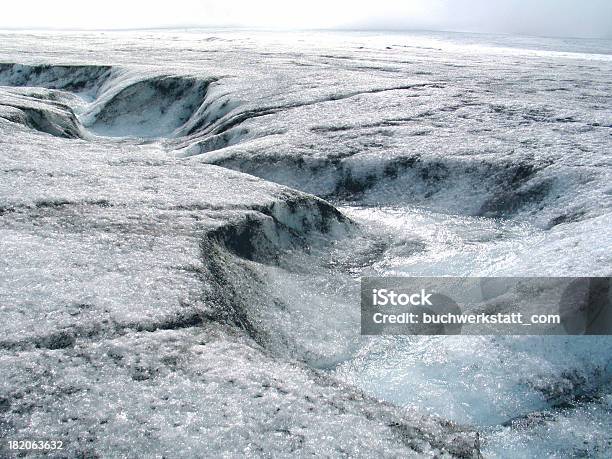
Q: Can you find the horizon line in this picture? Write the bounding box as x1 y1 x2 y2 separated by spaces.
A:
1 25 610 42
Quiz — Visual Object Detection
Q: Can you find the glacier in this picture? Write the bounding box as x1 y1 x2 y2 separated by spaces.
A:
0 29 611 458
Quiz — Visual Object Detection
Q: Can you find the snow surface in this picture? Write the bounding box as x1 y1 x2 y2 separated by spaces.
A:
0 29 611 457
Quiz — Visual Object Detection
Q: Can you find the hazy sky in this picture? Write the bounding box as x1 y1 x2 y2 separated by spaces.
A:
1 0 610 39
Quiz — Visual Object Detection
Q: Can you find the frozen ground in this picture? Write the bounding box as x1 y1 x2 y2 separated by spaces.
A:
0 29 611 457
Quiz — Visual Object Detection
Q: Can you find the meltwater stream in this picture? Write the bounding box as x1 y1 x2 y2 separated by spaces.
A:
329 206 612 457
340 206 544 276
255 201 610 456
335 335 612 457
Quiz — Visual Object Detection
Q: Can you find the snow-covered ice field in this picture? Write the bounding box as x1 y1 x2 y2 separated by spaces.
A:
0 29 611 457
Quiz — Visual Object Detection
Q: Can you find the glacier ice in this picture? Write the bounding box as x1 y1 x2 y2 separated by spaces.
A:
0 29 611 457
